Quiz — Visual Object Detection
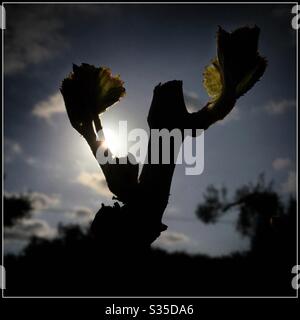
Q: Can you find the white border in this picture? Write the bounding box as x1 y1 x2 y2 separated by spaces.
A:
1 1 298 299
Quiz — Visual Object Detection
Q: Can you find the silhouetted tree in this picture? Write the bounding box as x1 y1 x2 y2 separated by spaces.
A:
4 194 32 227
196 175 296 256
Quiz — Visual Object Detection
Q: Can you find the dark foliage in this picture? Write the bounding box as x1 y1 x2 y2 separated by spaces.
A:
4 194 32 227
4 181 296 297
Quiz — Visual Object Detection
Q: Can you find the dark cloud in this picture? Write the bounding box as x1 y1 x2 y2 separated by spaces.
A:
272 157 291 171
32 92 65 122
76 171 112 198
64 206 94 224
29 192 61 211
4 137 38 167
281 170 296 195
4 218 56 240
155 231 190 246
5 191 61 212
264 99 296 115
4 138 22 163
4 4 120 75
5 6 68 75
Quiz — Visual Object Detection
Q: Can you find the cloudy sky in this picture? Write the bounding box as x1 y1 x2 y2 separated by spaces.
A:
3 3 297 256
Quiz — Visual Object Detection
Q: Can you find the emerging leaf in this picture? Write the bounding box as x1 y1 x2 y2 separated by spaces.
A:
203 59 223 103
203 26 267 104
60 63 125 132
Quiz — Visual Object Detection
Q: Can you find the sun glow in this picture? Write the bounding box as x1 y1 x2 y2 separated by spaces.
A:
102 128 123 157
